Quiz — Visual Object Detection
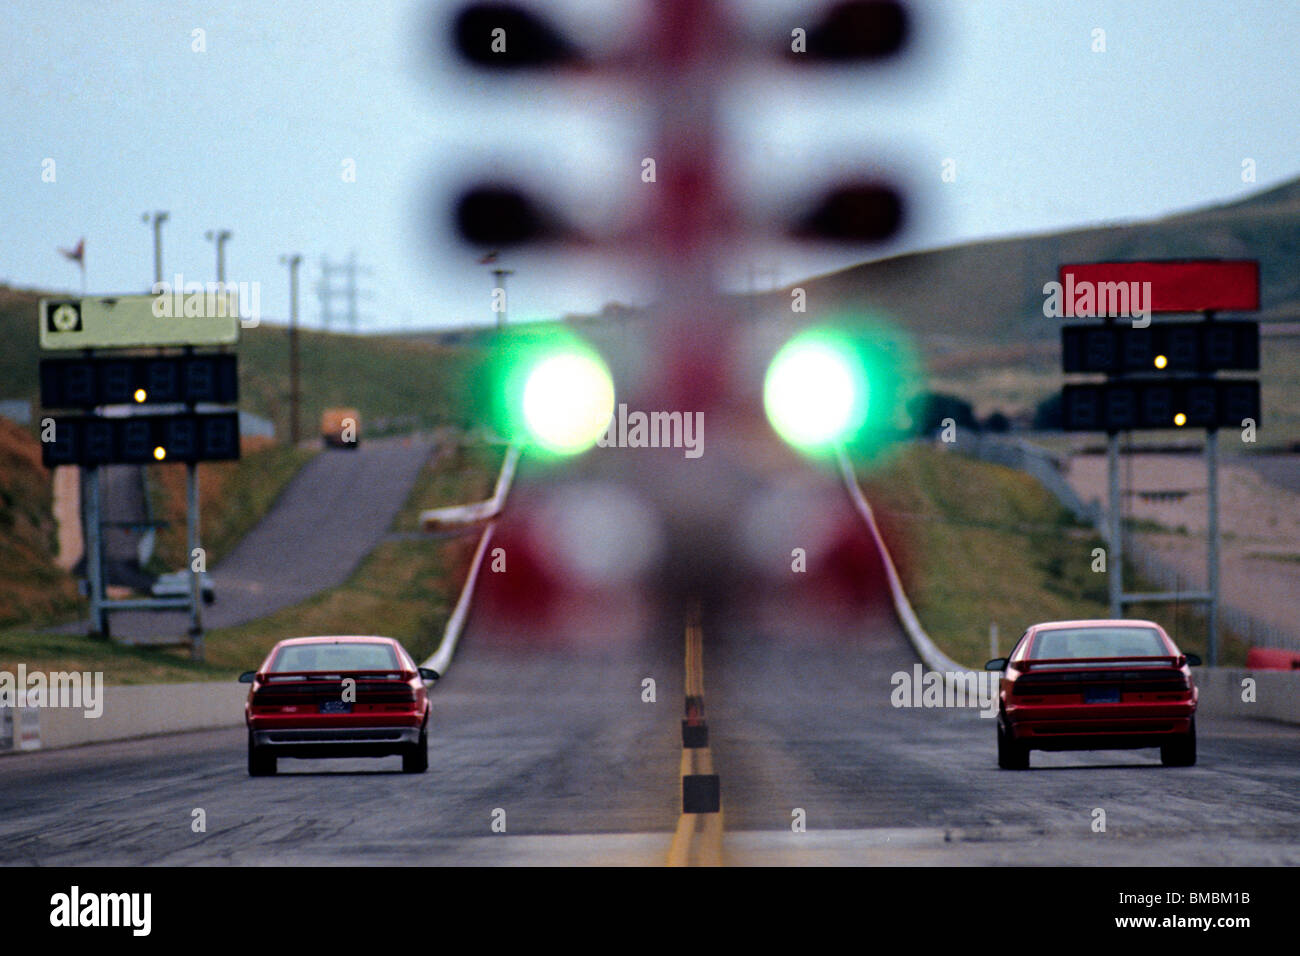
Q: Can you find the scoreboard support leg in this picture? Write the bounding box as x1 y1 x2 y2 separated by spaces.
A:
1107 431 1122 619
1206 429 1220 666
187 462 205 662
84 466 108 639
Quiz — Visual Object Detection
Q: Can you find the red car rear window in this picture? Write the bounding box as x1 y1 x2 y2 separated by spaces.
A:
1030 626 1167 659
269 642 399 672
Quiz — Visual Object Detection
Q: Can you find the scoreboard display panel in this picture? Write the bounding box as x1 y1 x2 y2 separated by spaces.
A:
41 412 241 467
1062 380 1259 432
40 354 238 408
1061 321 1259 374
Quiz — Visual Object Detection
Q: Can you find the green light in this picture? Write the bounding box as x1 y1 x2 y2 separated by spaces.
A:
764 331 868 451
762 317 922 468
485 326 616 456
521 350 615 454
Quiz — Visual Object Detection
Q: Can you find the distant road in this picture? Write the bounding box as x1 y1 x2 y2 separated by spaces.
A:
103 436 433 639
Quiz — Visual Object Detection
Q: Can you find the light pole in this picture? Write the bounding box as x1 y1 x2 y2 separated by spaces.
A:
205 229 232 284
492 267 513 328
141 211 169 287
281 254 303 445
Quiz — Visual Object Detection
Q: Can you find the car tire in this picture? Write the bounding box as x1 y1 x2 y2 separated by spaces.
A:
1160 718 1197 767
402 722 428 774
248 733 277 776
997 720 1030 770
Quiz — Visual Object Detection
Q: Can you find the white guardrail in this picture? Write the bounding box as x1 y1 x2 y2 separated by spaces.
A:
421 445 520 676
836 449 968 678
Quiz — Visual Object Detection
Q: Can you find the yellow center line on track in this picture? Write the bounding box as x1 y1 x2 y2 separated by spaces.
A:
667 610 723 867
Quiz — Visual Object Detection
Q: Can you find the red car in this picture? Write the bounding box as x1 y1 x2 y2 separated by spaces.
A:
240 636 438 776
986 619 1200 770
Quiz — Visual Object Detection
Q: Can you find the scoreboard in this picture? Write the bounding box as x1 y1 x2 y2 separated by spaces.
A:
1056 261 1260 434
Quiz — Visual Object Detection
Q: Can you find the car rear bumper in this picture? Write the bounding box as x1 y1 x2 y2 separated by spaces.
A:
251 725 421 757
1006 703 1194 750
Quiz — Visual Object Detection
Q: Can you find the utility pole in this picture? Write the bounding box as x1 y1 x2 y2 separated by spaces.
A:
205 229 232 284
492 267 514 327
136 211 170 573
281 254 303 445
317 256 333 331
141 211 169 286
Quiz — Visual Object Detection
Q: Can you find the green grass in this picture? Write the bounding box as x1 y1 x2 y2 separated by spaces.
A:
389 439 504 533
0 629 226 685
0 437 501 684
861 444 1249 668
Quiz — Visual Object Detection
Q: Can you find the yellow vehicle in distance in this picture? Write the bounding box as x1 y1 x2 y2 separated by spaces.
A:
321 407 361 449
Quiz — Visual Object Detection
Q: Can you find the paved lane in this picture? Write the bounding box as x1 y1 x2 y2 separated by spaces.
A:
0 630 683 865
103 436 435 638
709 615 1300 865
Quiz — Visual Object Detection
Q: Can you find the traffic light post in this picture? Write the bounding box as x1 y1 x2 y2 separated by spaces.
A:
1058 261 1261 666
39 295 242 656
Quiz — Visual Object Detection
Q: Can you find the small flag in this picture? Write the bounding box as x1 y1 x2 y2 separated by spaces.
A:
58 238 85 263
478 250 499 265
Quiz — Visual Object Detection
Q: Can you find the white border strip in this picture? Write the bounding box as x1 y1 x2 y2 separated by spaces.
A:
421 446 520 675
419 445 521 530
424 521 497 676
836 448 968 675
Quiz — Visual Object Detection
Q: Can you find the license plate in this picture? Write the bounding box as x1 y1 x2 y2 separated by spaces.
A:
1085 686 1121 704
319 700 352 714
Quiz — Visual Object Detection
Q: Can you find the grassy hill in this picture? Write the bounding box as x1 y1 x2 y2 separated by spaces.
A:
771 176 1300 350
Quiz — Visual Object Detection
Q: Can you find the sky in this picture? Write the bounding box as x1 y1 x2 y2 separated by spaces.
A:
2 0 1298 332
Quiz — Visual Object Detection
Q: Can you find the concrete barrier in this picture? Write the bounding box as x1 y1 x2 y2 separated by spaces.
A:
1193 668 1300 725
6 682 246 753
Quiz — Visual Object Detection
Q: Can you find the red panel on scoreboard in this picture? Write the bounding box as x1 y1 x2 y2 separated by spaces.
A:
1058 260 1259 313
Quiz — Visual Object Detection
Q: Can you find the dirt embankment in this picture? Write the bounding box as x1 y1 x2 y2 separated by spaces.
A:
0 417 83 626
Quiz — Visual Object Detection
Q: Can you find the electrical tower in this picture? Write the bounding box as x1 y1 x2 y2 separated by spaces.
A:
315 252 374 332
